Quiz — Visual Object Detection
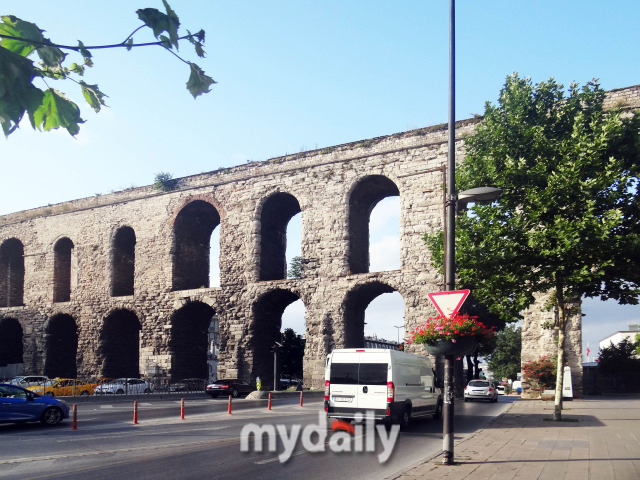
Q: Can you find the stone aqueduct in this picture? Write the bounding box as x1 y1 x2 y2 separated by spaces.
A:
1 85 639 393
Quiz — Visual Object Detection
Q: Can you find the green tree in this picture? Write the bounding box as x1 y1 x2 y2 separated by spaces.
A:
427 74 640 420
636 333 640 356
279 328 304 382
0 1 215 137
287 256 303 279
487 325 522 381
598 338 640 375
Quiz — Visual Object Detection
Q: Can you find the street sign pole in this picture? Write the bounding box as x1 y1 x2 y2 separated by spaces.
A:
443 0 456 465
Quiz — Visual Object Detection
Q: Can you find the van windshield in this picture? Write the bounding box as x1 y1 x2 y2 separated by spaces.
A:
330 363 387 385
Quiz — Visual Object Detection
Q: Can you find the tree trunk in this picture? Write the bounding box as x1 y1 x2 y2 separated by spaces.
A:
465 354 474 382
553 324 566 421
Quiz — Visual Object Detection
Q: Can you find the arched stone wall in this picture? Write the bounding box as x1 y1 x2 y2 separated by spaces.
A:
1 85 638 389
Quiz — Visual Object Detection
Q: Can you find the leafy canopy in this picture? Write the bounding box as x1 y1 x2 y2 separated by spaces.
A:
0 1 215 137
426 74 640 323
486 324 522 381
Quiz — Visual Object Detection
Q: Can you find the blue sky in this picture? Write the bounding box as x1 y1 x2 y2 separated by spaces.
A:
2 1 639 361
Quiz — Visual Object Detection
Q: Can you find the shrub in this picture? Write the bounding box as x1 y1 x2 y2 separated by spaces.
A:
523 355 556 390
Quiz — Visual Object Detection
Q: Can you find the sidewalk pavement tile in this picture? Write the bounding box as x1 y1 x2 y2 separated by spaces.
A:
392 395 640 480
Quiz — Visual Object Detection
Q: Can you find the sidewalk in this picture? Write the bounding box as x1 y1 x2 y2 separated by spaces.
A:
394 395 640 480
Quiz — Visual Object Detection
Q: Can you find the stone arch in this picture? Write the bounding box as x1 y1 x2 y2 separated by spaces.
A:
342 281 398 348
0 317 23 368
172 200 220 290
251 288 302 387
53 237 74 302
44 314 78 378
258 192 301 281
169 301 215 381
0 238 25 307
111 226 136 297
99 309 141 378
348 175 400 274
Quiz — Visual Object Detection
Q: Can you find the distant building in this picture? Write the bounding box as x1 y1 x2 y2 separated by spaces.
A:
599 324 639 353
364 335 399 350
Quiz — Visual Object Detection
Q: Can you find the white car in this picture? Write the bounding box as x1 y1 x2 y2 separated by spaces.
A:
496 385 506 395
93 378 153 395
10 375 49 387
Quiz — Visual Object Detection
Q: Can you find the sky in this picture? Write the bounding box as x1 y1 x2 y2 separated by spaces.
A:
2 1 640 362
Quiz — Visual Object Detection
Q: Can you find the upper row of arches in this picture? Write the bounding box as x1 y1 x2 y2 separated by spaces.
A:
0 175 401 307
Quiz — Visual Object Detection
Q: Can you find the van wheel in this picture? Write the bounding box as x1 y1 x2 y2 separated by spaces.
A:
399 405 412 429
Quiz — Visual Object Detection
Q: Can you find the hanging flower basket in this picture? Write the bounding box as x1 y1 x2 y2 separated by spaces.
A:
421 337 478 356
409 313 495 356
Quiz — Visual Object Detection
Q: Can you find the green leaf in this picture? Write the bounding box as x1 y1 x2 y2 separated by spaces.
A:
125 38 133 51
186 63 216 98
194 42 205 58
79 81 107 112
32 88 84 136
36 41 65 68
69 62 85 75
0 16 66 68
0 45 43 136
0 15 40 57
136 2 180 49
77 40 92 59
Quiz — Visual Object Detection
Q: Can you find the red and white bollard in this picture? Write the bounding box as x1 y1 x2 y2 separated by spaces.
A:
133 400 139 425
180 398 185 420
228 395 232 414
299 391 303 407
72 404 78 431
268 392 272 410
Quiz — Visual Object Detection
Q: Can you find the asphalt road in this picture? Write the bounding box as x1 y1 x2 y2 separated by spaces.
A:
0 394 516 480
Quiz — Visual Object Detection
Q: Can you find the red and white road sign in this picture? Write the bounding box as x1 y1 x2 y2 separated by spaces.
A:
428 290 470 317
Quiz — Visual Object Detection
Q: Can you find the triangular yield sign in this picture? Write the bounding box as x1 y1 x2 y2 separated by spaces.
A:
428 290 470 317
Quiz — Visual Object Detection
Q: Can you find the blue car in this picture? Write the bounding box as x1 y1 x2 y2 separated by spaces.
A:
0 383 70 426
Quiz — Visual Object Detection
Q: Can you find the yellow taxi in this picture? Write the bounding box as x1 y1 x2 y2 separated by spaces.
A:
28 378 96 397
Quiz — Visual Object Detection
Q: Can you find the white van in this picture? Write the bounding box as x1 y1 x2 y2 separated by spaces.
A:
324 348 442 428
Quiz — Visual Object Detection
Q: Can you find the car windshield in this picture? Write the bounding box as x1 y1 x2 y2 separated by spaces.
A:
44 380 57 386
469 381 490 387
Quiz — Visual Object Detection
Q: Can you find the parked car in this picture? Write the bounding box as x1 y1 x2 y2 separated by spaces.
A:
93 378 153 395
464 380 498 402
10 376 49 388
205 379 253 398
496 385 506 395
28 378 96 397
0 383 69 425
169 378 207 393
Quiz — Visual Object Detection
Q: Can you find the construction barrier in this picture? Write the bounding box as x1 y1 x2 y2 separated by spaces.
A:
268 392 272 410
228 395 232 414
180 398 185 420
133 400 138 425
300 391 303 407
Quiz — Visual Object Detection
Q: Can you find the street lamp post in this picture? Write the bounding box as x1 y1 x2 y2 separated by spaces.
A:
442 0 502 465
272 341 282 391
442 0 457 466
394 325 403 345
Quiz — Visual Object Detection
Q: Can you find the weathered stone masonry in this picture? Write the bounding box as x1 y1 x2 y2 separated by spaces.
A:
1 85 639 393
